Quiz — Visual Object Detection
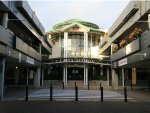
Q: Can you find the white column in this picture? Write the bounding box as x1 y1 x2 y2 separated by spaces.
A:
122 68 125 87
84 32 88 58
1 12 8 28
86 66 88 85
63 66 66 84
34 67 41 88
64 32 68 59
65 66 67 85
84 32 88 85
148 14 150 29
90 33 92 58
107 67 109 86
84 65 86 85
0 58 5 100
112 69 119 90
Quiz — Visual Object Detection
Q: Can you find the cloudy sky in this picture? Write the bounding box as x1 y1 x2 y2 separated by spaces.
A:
28 0 130 32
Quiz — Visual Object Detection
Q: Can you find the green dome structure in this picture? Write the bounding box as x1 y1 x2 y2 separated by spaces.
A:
47 19 104 34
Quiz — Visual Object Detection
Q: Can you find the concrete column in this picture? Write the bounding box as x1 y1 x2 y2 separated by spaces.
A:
107 67 109 86
63 66 66 85
85 66 88 85
122 68 125 87
1 12 8 28
84 65 86 85
65 66 67 85
0 58 5 100
84 32 88 58
148 14 150 29
34 67 41 88
132 68 136 85
14 67 19 84
41 67 44 86
112 69 119 90
39 43 42 54
100 65 103 76
64 32 68 59
111 44 113 55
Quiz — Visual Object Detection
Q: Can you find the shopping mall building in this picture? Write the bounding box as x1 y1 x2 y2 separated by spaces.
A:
44 19 110 86
0 1 51 99
100 1 150 90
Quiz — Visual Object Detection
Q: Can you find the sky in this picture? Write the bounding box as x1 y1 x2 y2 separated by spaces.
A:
28 0 130 32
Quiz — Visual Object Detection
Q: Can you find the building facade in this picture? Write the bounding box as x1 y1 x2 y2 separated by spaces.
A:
45 19 110 85
100 1 150 90
0 1 51 99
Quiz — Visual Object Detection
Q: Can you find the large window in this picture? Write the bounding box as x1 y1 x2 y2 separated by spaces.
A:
67 32 84 57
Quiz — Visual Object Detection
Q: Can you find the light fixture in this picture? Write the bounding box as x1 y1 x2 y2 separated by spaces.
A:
16 66 18 69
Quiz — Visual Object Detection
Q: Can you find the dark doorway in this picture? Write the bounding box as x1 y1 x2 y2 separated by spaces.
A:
68 67 84 80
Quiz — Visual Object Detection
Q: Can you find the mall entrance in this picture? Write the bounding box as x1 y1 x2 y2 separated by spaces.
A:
67 67 84 80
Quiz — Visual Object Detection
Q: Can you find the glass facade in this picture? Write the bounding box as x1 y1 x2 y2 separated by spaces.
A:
67 32 84 57
59 32 98 58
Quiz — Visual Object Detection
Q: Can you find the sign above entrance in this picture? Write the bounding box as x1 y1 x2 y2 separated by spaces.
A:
26 56 34 65
118 58 127 66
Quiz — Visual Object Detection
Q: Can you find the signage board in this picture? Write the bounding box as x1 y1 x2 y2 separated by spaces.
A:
118 58 127 66
26 56 34 65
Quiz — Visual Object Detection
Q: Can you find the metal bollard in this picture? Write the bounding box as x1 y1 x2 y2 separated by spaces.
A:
88 82 90 90
75 86 78 101
25 85 28 101
63 82 64 89
100 87 103 102
100 83 102 90
124 86 127 102
50 82 53 101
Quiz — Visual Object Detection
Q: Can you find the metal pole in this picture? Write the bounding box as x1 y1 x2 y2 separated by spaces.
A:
50 82 53 101
100 82 101 90
124 86 127 102
75 86 78 101
25 85 28 101
100 87 103 102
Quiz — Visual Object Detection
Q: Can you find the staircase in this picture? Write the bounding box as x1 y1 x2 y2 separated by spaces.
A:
43 80 111 90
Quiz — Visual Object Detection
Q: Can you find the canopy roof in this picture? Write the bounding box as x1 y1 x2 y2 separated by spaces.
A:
47 19 105 34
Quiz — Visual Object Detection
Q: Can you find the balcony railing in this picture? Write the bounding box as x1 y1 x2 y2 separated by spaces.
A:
110 38 140 62
15 37 41 61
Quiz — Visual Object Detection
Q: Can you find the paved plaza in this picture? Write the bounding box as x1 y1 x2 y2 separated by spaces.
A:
28 89 131 101
1 88 150 113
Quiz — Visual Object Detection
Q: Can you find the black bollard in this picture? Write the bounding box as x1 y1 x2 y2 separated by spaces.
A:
124 87 127 102
25 85 28 101
100 83 102 90
100 87 103 102
63 82 64 89
75 86 78 101
88 82 90 90
50 82 53 101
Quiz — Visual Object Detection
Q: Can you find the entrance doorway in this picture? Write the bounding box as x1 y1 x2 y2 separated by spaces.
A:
68 67 84 80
